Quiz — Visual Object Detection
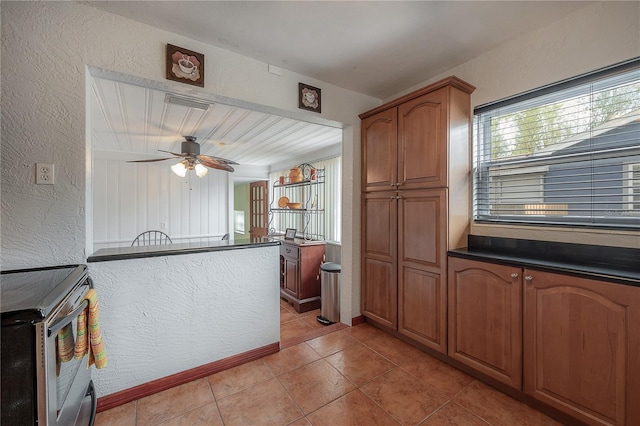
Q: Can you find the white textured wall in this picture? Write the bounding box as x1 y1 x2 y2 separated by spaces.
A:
386 1 640 248
88 245 279 397
1 2 380 326
93 159 229 250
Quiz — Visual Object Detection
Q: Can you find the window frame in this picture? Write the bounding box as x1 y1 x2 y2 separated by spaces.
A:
473 58 640 230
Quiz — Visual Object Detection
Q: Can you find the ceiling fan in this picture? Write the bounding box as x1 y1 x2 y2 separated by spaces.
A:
127 136 238 177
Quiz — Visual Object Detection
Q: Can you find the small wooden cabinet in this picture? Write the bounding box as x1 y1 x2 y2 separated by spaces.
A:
280 241 325 313
448 256 640 426
448 257 523 389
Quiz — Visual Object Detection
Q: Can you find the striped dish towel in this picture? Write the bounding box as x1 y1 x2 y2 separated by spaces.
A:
74 288 107 369
57 324 75 362
56 323 75 376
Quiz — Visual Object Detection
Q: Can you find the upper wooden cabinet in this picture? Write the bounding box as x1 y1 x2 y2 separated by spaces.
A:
360 77 475 193
361 108 398 192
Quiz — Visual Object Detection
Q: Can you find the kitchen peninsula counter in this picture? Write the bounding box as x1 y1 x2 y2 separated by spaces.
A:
87 237 279 262
86 238 280 401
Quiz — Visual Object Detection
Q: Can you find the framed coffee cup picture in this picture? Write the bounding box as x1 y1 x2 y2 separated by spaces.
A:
298 83 321 113
166 44 204 87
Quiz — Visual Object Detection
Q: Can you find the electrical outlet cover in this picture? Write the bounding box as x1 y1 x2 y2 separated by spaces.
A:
36 163 54 185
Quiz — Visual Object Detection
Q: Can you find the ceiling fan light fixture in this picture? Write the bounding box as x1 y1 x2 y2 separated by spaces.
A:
195 163 208 178
171 161 187 177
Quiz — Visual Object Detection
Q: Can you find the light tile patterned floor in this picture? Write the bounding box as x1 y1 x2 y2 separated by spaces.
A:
95 300 562 426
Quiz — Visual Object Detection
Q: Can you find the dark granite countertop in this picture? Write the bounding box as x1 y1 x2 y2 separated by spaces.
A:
87 237 280 263
448 236 640 287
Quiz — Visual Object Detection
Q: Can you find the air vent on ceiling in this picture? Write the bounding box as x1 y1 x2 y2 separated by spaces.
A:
164 93 212 111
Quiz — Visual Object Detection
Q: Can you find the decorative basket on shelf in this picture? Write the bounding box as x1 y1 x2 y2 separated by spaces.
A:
289 166 303 183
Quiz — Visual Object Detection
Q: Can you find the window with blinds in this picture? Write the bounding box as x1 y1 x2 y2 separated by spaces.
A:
473 59 640 229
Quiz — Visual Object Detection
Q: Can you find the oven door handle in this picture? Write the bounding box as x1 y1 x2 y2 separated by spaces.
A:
47 299 88 337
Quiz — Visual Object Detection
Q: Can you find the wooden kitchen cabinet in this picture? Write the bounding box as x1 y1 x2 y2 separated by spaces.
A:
362 88 449 192
280 241 325 313
361 78 473 193
360 76 475 354
397 189 448 352
281 247 299 298
447 257 523 389
447 255 640 426
361 188 447 344
361 107 397 192
397 87 448 190
523 269 640 426
361 191 397 329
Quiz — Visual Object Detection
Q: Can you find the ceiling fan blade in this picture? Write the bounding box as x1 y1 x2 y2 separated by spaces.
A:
126 157 174 163
208 163 235 173
158 150 185 157
198 156 235 172
198 154 239 165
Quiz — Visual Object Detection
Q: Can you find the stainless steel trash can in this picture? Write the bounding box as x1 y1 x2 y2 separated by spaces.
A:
317 262 341 325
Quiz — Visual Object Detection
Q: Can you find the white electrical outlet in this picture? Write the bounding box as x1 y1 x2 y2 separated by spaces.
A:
160 221 167 230
36 163 54 185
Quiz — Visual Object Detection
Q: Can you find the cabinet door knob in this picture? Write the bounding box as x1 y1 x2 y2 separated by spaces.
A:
524 275 533 282
511 273 519 278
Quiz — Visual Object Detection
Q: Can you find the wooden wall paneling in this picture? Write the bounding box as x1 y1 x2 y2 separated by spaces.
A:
119 162 137 239
106 160 119 243
134 162 146 239
92 160 229 248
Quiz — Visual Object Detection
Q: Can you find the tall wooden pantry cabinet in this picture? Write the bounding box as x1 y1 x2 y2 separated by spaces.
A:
359 76 475 353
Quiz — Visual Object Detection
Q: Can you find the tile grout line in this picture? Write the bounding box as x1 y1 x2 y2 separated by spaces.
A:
206 377 227 426
273 369 308 424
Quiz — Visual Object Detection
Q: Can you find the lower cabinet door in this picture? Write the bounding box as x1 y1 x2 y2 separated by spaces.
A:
282 257 298 298
399 267 446 352
362 192 398 329
398 189 447 353
447 257 523 388
523 269 640 426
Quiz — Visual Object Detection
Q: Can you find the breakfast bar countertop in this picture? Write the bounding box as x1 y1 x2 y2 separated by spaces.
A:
87 237 279 263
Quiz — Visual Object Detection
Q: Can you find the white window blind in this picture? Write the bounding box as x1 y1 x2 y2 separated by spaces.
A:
473 58 640 229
